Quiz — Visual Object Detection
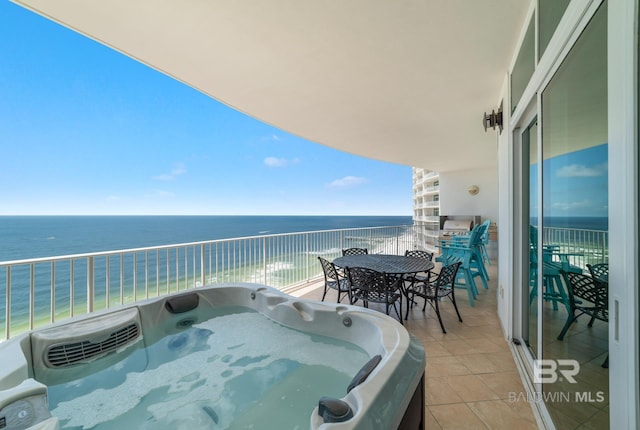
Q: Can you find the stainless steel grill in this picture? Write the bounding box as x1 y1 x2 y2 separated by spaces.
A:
439 219 474 240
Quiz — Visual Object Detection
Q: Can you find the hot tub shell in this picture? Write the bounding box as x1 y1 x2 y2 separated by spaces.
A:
0 283 425 430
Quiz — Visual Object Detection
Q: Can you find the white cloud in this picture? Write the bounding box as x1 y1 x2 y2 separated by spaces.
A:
153 163 186 181
264 157 300 167
327 176 367 188
556 163 606 177
551 200 591 211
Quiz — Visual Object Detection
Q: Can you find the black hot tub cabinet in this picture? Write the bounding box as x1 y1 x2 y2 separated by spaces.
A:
0 283 425 429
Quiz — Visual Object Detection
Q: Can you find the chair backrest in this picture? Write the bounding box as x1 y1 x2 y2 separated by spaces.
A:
318 256 340 281
346 267 398 295
561 271 608 319
434 261 462 290
342 247 368 256
468 222 488 247
587 263 609 282
529 225 539 265
405 249 434 261
480 219 491 244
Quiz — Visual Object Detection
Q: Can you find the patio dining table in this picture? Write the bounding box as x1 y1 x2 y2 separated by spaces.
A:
332 254 435 319
332 254 434 276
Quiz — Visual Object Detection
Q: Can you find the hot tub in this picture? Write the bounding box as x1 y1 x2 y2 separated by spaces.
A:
0 283 425 429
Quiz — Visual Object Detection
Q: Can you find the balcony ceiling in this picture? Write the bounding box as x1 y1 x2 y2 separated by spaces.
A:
14 0 530 172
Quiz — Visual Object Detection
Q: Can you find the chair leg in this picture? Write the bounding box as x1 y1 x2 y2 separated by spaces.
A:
450 296 463 323
557 314 577 340
321 287 328 302
460 269 475 307
405 291 417 321
478 261 490 285
433 299 446 333
471 262 489 290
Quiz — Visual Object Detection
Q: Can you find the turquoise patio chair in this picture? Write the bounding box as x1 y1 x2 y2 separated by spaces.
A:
436 222 489 306
528 225 582 313
479 219 492 267
445 220 491 281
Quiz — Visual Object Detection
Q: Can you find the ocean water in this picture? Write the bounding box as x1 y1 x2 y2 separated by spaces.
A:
0 215 413 261
535 216 608 231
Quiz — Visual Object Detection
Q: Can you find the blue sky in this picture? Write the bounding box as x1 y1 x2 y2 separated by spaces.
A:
0 1 413 216
544 143 608 218
529 143 608 218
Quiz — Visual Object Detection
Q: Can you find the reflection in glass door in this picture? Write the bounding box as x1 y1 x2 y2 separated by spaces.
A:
539 2 608 428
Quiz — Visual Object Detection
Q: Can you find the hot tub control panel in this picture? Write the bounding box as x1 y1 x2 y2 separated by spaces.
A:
0 380 51 430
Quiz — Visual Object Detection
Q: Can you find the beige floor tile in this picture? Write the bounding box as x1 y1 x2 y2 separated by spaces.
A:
477 371 527 400
441 339 485 355
430 403 489 430
455 353 502 374
424 407 443 429
423 340 452 357
425 377 464 405
446 375 501 402
469 400 539 430
425 356 472 378
488 351 519 372
504 397 540 425
464 338 508 354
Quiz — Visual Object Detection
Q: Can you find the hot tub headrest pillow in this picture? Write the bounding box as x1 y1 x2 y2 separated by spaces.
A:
164 293 199 314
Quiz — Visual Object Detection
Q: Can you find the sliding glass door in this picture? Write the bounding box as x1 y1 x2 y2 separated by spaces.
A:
515 2 609 428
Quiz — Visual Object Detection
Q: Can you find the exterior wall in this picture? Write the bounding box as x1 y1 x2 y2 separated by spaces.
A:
438 167 499 224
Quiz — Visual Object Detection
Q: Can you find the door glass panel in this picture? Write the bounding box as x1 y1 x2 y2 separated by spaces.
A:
541 2 608 428
539 0 571 59
511 16 535 113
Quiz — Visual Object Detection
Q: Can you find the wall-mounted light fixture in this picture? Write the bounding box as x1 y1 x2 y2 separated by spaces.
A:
468 185 479 196
483 102 503 133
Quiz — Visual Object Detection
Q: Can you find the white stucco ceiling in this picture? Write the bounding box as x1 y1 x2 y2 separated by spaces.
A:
14 0 530 172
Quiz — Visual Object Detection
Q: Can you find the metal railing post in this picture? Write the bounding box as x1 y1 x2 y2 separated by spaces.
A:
200 244 206 287
263 237 267 284
87 256 95 313
70 260 75 317
29 263 34 330
5 267 10 340
50 261 55 323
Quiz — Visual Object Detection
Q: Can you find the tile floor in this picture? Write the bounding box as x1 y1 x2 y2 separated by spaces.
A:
292 262 541 429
